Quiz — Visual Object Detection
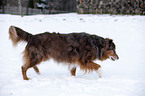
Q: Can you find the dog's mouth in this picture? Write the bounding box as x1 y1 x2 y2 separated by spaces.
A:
110 55 119 61
111 57 115 61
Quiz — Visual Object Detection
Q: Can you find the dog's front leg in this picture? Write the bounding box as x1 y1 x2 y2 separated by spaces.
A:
78 60 102 78
70 67 77 76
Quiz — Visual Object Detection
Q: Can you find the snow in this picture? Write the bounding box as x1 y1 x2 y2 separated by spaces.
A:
0 13 145 96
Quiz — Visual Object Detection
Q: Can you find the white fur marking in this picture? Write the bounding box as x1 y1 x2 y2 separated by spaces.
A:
68 63 78 70
97 68 103 78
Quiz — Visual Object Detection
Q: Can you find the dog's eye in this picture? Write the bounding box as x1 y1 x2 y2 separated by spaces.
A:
109 43 115 49
107 46 115 50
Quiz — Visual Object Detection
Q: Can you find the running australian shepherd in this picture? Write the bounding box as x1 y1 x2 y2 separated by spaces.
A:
9 26 119 80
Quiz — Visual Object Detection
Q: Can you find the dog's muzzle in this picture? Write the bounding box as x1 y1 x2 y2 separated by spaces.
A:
110 54 119 61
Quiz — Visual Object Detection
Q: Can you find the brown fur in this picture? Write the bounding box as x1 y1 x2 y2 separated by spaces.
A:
9 26 119 80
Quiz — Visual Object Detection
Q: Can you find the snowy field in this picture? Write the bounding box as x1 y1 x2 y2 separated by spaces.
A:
0 13 145 96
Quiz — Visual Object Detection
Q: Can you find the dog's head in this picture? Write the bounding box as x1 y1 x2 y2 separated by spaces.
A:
100 38 119 61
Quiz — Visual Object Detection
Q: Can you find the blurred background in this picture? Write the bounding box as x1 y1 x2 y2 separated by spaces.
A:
0 0 145 15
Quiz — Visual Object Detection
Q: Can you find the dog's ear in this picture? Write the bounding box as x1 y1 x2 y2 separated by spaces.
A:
105 38 113 47
109 39 113 47
109 39 113 44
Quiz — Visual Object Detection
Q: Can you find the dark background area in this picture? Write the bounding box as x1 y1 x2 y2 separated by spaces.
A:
0 0 145 15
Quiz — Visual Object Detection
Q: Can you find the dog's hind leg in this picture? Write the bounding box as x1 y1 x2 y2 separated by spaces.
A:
33 66 40 74
21 63 30 80
22 60 42 80
22 59 42 80
22 49 43 80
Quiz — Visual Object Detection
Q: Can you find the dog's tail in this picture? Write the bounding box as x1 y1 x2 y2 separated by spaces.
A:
9 26 33 46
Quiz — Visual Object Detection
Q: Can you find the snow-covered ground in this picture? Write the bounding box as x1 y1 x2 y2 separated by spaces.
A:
0 13 145 96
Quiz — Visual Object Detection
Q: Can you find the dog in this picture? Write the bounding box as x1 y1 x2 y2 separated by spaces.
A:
9 26 119 80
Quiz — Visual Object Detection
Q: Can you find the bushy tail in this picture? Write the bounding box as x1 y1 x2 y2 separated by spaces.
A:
9 26 33 46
